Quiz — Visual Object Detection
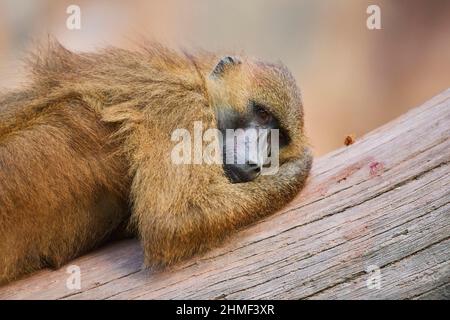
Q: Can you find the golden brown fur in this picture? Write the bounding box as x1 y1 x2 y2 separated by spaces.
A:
0 40 312 284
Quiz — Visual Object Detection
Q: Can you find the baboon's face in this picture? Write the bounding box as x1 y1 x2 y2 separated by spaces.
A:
207 56 305 183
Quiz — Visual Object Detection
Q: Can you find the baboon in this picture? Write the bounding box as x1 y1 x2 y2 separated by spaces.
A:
0 40 312 284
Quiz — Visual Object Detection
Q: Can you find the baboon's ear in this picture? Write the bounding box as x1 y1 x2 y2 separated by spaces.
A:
211 56 241 78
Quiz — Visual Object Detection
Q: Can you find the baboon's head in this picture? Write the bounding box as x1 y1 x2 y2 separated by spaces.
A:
206 56 307 183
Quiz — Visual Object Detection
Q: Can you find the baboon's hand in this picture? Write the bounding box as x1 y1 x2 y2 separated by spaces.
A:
248 148 313 189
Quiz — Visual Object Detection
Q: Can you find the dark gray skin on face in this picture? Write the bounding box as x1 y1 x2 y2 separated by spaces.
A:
217 101 289 183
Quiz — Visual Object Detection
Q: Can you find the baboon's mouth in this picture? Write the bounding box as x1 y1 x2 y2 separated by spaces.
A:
223 164 261 183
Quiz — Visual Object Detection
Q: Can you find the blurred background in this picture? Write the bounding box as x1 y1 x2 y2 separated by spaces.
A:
0 0 449 156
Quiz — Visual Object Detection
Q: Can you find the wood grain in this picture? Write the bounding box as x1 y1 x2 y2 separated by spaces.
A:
0 89 449 300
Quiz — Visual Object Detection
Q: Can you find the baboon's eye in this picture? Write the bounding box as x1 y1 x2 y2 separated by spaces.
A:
254 104 272 125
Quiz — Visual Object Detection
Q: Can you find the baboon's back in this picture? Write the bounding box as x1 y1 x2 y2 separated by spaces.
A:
0 97 129 284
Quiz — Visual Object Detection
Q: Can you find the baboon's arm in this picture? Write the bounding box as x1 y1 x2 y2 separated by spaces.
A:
133 149 312 268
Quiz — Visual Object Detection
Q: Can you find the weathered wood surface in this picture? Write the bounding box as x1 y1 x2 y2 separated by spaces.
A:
0 89 449 300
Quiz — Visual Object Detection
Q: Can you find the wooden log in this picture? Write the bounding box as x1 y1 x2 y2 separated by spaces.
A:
0 89 449 300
